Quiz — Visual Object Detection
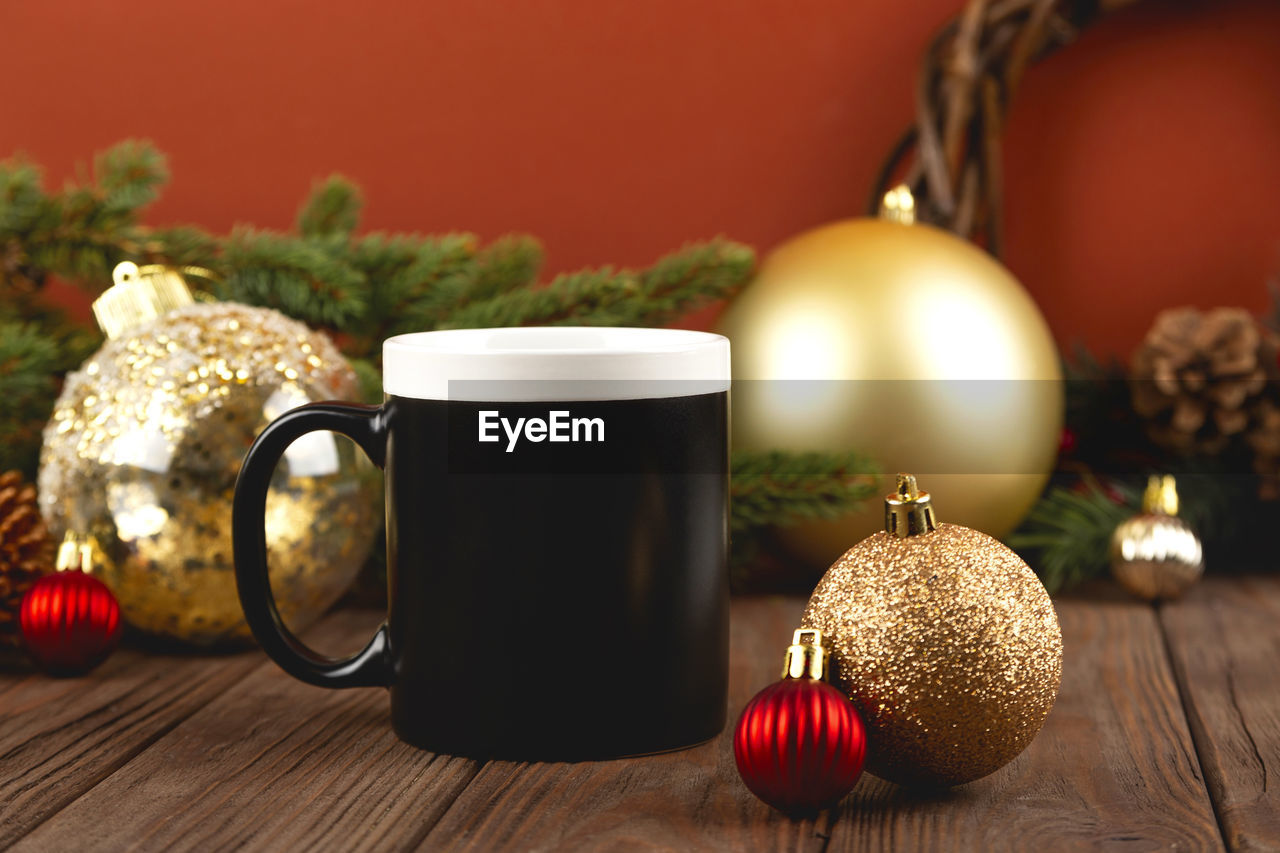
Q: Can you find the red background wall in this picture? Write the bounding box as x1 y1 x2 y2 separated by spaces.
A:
4 0 1279 358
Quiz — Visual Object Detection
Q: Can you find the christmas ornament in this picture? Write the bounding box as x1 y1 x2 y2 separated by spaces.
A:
1131 307 1278 456
0 470 55 652
19 534 122 674
716 186 1062 567
803 474 1062 788
38 262 380 646
734 628 866 813
1110 475 1203 601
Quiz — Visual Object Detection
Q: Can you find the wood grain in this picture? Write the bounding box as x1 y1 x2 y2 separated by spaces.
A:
826 595 1225 852
8 589 1269 851
414 596 834 852
11 610 480 853
1160 576 1280 852
0 634 261 846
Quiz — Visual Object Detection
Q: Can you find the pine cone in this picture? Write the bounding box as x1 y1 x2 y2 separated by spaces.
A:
1247 400 1280 498
1131 307 1277 456
0 470 54 649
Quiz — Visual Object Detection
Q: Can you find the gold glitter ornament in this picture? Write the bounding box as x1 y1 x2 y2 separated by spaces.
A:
37 263 380 646
1110 475 1204 601
803 474 1062 788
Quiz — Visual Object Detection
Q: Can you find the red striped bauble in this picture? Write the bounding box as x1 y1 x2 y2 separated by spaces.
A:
19 570 122 675
733 676 866 813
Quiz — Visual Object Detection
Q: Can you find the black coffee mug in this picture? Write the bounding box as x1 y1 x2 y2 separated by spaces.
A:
233 327 730 760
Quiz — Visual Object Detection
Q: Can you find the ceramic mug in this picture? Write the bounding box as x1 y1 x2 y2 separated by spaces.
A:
233 327 730 759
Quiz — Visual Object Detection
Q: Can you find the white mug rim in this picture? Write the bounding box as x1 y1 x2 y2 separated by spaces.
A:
381 326 730 402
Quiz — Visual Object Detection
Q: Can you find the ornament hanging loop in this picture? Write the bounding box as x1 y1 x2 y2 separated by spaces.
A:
112 261 217 287
782 628 828 680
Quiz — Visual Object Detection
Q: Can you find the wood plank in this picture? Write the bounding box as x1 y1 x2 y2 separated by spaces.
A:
7 588 1246 852
0 630 263 846
825 592 1226 852
1160 576 1280 852
414 596 833 852
12 609 480 853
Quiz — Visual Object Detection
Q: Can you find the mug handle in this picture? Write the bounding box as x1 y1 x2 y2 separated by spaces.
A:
232 402 392 688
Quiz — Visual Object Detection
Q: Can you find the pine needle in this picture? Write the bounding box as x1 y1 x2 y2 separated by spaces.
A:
1007 480 1138 592
297 175 363 239
437 239 754 329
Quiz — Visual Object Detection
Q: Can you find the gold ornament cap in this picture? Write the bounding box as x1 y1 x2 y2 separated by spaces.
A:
1141 474 1180 516
92 262 198 340
879 184 917 225
884 473 938 538
782 628 828 680
55 532 96 573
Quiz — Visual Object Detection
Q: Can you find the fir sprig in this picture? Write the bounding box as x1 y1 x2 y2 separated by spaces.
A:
456 235 544 304
729 449 881 567
94 141 168 215
439 240 753 329
0 311 97 476
1008 464 1260 592
1 143 167 291
296 175 362 240
1007 479 1138 593
216 227 369 328
0 140 884 580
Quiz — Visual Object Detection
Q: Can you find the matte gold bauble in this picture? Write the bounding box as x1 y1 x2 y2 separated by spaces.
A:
38 263 380 646
803 475 1062 788
1110 475 1204 600
716 190 1063 567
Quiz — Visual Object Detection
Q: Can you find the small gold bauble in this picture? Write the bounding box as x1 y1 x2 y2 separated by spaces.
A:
803 475 1063 787
38 271 380 646
716 188 1062 567
1110 475 1204 600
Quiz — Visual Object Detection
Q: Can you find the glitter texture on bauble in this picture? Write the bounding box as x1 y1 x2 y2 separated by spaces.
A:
38 289 380 646
803 474 1062 788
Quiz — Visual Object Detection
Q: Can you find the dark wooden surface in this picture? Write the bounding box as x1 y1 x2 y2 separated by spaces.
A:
2 579 1277 852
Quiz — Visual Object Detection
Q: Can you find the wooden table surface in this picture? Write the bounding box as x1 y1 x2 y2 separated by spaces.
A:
2 577 1278 852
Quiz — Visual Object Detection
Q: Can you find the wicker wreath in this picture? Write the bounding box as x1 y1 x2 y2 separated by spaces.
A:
871 0 1141 256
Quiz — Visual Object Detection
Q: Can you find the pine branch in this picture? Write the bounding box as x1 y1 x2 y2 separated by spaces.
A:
1007 479 1138 593
297 175 363 240
437 240 754 329
0 157 47 238
627 239 756 326
438 266 622 329
95 140 168 216
0 319 59 403
730 449 880 538
215 227 368 328
6 143 839 575
0 141 169 293
140 226 222 271
0 313 97 478
371 235 483 335
458 234 543 304
728 450 875 573
343 232 479 354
